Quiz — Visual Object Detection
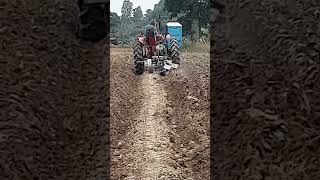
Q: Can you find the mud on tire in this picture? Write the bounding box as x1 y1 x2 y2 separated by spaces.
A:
170 37 181 64
133 41 144 75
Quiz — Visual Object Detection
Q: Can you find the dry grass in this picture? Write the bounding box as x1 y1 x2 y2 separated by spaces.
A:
182 39 210 53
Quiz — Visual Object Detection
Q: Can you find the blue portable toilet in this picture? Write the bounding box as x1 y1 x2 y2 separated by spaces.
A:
166 22 183 48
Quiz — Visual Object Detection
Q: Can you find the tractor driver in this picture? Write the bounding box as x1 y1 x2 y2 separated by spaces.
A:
144 19 158 58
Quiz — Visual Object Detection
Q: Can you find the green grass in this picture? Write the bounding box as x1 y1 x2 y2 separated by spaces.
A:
182 39 210 53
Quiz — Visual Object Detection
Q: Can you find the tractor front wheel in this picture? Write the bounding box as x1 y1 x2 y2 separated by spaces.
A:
133 41 144 75
169 38 181 64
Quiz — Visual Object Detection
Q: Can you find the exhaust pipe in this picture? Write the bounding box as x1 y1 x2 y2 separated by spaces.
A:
158 14 162 32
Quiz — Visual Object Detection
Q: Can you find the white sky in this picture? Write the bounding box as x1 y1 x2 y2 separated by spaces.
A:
110 0 160 15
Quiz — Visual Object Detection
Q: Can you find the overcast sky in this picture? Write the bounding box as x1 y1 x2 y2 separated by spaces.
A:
110 0 160 15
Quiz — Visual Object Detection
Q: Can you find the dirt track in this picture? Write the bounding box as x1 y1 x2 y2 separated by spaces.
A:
110 48 210 179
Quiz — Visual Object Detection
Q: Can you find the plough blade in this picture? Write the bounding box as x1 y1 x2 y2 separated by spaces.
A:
164 64 171 70
171 63 179 69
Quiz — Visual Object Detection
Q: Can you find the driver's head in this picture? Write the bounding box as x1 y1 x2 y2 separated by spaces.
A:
150 19 157 26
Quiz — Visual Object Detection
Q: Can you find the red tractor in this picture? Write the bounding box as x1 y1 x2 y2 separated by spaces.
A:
132 20 181 76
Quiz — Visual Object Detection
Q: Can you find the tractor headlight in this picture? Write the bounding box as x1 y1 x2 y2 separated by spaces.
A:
156 44 164 51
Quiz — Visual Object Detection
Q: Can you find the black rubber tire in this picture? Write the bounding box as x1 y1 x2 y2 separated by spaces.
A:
159 60 166 76
169 38 181 64
160 71 166 76
133 41 144 75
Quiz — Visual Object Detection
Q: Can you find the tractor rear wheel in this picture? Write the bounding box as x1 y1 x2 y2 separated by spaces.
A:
169 38 181 64
133 41 144 75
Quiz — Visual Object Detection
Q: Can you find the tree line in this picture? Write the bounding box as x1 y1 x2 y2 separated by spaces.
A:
110 0 209 44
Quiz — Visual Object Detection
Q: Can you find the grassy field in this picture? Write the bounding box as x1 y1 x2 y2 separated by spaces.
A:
182 39 210 53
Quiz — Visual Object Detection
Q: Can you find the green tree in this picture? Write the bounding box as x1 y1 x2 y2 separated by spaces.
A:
147 0 169 32
143 9 153 24
145 9 153 17
132 6 143 23
110 12 121 35
121 0 133 19
164 0 209 42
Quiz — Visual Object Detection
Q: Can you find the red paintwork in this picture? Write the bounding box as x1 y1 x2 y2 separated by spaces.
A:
138 36 145 44
146 36 156 57
136 33 164 58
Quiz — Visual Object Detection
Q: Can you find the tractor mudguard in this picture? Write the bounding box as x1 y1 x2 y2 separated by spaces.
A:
138 36 145 44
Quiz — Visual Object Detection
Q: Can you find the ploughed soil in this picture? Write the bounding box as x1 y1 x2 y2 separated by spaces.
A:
211 0 320 179
1 1 109 179
110 47 210 180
